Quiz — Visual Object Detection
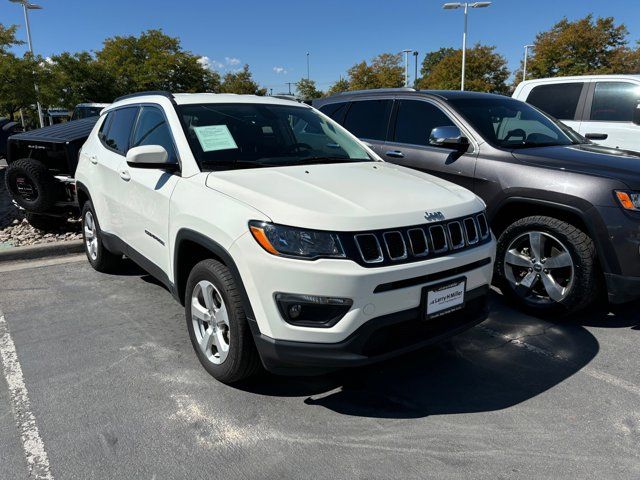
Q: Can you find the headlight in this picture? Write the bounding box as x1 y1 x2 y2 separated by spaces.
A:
249 221 345 259
615 191 640 211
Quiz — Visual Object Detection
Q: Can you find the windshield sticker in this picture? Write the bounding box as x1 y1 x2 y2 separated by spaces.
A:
193 125 238 152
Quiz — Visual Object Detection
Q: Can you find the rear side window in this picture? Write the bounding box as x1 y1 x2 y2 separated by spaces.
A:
343 99 392 141
131 106 178 163
100 107 138 155
526 83 584 120
590 82 640 121
393 100 455 146
319 102 348 123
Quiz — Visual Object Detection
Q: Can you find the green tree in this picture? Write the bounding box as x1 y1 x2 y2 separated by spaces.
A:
295 78 322 100
346 53 404 90
0 53 39 120
96 29 220 96
0 24 23 53
419 44 509 94
40 52 116 108
524 15 639 79
420 47 456 80
327 77 350 95
220 64 266 95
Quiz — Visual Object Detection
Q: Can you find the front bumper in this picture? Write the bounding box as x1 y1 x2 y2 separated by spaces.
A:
230 231 495 343
252 285 489 375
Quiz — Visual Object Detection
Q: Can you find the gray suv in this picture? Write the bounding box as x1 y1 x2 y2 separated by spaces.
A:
314 88 640 315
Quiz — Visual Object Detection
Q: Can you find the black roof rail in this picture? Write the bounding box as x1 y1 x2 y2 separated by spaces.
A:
337 87 416 95
114 90 174 103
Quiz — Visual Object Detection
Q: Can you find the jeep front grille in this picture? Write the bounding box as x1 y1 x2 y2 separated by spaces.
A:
349 212 491 266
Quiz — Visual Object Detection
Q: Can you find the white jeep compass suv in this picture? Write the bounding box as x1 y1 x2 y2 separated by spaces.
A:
75 91 495 383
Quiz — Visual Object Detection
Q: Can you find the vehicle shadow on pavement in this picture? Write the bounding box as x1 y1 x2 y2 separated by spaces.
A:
569 300 640 330
240 292 600 419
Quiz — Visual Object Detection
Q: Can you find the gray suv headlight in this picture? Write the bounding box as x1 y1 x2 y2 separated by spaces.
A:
249 221 345 259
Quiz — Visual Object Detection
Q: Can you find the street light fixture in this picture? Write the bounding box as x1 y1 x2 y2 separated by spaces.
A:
9 0 44 128
442 1 491 91
523 44 534 82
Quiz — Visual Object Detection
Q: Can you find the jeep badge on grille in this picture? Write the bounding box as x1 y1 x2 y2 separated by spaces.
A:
424 211 445 222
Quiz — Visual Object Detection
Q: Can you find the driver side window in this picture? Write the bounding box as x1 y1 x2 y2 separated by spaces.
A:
393 100 456 147
131 106 178 163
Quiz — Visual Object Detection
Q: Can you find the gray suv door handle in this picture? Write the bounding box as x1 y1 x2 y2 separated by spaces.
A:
585 133 608 140
119 169 131 181
89 155 98 165
385 150 405 158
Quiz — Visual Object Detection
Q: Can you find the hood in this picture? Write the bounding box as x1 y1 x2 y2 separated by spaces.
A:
511 144 640 189
205 162 483 231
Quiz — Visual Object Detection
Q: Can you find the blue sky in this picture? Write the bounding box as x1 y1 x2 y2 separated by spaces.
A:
2 0 639 94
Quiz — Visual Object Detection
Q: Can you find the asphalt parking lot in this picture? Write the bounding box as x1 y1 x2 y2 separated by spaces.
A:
0 255 639 479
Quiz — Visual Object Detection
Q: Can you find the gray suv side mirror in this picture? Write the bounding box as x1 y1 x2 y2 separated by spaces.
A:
429 126 470 153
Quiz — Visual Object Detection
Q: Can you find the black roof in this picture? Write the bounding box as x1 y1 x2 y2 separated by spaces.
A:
9 116 99 144
314 88 510 105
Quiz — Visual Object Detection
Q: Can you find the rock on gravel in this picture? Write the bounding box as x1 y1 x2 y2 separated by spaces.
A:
0 169 81 248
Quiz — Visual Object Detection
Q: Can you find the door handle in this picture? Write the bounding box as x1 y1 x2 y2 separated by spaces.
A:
585 133 608 140
119 169 131 181
385 150 405 158
89 155 98 165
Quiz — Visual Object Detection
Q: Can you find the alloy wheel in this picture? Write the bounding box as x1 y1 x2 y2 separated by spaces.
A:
503 231 574 305
84 210 98 261
191 280 230 365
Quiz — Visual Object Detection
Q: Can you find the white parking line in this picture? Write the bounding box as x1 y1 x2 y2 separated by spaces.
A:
0 312 54 480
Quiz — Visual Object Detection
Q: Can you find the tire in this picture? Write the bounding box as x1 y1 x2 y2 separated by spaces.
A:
5 158 59 213
185 259 261 383
495 215 600 315
25 212 66 232
81 200 122 272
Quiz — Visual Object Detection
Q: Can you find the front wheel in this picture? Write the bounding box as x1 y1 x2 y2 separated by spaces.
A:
81 201 122 272
185 259 261 383
495 215 600 315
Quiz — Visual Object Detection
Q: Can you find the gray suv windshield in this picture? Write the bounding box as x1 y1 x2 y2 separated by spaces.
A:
449 97 576 149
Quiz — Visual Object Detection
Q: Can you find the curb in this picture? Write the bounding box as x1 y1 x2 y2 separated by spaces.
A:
0 240 84 262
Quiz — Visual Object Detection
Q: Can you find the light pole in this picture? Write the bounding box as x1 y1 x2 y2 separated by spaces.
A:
402 49 412 87
9 0 44 128
413 51 419 88
306 52 310 81
523 44 534 82
442 2 491 91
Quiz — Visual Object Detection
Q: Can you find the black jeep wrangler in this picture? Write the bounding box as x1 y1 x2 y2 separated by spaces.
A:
4 110 102 230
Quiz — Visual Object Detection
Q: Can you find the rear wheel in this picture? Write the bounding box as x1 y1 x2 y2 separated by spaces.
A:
5 158 58 212
81 200 121 272
495 215 600 315
185 259 261 383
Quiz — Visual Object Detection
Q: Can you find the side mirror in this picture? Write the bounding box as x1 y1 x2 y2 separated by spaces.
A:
126 145 176 170
633 101 640 126
429 126 470 153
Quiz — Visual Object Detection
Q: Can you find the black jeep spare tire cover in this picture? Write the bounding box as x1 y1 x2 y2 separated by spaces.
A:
5 158 58 212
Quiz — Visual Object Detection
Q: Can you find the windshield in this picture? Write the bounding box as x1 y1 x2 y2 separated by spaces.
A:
448 97 580 149
178 103 372 170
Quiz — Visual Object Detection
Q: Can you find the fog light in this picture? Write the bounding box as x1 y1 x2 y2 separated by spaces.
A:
275 293 353 328
289 304 302 319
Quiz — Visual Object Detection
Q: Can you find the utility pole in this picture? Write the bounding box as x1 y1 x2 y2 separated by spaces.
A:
402 49 412 87
413 51 419 88
523 44 534 82
306 52 310 81
9 0 44 127
285 82 294 95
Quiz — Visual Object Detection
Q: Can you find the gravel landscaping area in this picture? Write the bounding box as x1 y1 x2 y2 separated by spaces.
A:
0 168 81 248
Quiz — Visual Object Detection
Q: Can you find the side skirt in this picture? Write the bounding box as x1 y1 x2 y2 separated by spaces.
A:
101 231 180 301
